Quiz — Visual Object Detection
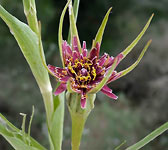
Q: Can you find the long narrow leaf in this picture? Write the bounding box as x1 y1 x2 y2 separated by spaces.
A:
126 121 168 150
0 5 54 125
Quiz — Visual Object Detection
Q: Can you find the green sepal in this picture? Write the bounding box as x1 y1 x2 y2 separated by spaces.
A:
0 114 47 150
68 0 82 52
73 0 80 21
92 7 112 48
88 58 117 94
58 0 71 67
111 40 152 82
121 14 154 59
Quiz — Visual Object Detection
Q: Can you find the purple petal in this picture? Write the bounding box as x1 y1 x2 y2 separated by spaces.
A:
89 48 97 60
82 41 86 49
105 56 114 68
81 92 87 109
115 53 124 66
90 75 104 85
54 83 67 96
92 56 97 64
95 42 100 57
60 76 70 82
73 36 79 53
67 45 72 56
98 53 108 66
101 87 118 100
72 51 79 60
101 85 112 93
96 66 105 75
62 41 67 53
107 72 121 83
82 49 87 57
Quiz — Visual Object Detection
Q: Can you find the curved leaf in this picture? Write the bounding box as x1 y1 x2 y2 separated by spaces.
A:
58 0 71 67
0 5 54 125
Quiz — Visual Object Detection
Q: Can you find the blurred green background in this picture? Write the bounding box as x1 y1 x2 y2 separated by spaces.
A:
0 0 168 149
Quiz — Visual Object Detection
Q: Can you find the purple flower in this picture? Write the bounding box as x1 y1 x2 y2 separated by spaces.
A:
48 35 150 109
47 2 153 109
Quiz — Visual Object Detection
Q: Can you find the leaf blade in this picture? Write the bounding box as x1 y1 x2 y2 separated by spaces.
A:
0 4 54 125
126 121 168 150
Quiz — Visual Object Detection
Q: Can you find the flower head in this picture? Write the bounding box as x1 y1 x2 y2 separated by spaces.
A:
48 36 124 108
47 1 153 109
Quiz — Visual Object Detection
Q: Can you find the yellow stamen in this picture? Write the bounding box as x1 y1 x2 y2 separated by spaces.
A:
91 67 96 80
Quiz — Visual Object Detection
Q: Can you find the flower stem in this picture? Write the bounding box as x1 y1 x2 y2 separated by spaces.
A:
67 92 96 150
71 113 87 150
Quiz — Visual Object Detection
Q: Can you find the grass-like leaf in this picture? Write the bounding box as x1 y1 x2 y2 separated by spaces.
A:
126 121 168 150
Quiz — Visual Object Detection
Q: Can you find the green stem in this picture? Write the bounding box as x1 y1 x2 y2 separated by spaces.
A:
40 86 54 127
67 92 96 150
71 113 87 150
22 0 39 34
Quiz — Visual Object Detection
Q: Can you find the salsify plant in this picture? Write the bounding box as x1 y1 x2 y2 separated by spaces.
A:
0 0 168 150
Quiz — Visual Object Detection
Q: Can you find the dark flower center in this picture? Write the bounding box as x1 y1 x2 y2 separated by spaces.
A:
67 58 97 88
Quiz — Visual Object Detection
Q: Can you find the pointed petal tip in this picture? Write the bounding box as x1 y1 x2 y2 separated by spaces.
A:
81 98 86 109
54 83 67 96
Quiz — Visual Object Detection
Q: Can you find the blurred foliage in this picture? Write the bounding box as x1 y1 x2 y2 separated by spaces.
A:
0 0 168 149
